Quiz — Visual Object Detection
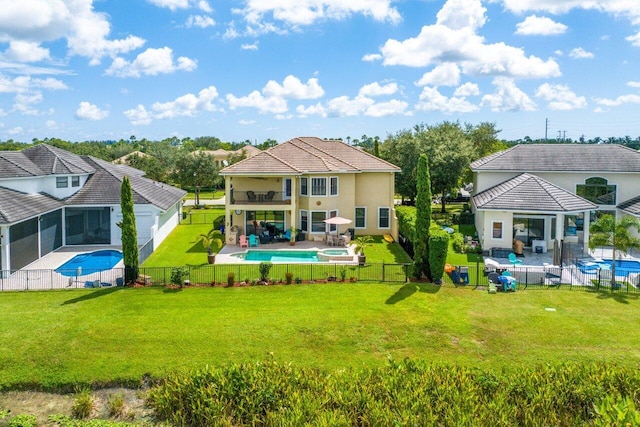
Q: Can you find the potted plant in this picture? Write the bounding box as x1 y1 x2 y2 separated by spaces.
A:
353 235 373 265
198 228 224 264
288 226 297 246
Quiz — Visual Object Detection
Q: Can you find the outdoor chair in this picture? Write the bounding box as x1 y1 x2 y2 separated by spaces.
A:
326 235 335 246
487 272 504 292
239 235 249 248
265 191 275 201
508 253 523 266
249 234 259 247
247 191 257 202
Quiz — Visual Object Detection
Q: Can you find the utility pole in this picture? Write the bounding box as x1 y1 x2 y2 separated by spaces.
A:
545 118 549 141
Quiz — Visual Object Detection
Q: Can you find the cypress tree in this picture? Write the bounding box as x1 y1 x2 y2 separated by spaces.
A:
413 154 432 280
120 176 139 284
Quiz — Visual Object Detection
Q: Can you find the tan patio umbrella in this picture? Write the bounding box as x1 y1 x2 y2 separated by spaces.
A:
323 216 352 235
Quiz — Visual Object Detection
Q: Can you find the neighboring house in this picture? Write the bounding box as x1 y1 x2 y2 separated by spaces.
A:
112 150 149 165
0 144 186 271
219 137 400 244
470 144 640 256
196 145 261 167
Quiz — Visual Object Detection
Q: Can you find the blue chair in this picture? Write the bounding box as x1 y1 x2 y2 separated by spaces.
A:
508 253 523 266
501 270 512 277
249 234 259 247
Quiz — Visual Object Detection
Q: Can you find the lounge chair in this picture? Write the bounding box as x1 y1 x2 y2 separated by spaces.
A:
239 235 249 248
508 253 523 266
249 234 259 247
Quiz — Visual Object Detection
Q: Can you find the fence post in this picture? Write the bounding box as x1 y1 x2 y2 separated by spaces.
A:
382 263 386 282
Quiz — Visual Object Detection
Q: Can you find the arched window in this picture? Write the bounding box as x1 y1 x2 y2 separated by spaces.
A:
576 177 616 205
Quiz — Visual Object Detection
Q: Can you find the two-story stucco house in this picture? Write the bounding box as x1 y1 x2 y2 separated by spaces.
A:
219 137 400 244
470 144 640 256
0 144 186 271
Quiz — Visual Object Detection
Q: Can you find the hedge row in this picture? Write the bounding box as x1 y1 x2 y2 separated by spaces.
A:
146 359 640 426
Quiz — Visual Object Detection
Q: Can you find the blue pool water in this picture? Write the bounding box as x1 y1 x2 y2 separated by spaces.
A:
235 249 349 263
578 259 640 276
55 250 123 276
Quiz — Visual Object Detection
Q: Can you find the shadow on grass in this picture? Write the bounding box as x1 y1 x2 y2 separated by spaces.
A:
585 287 640 304
163 287 183 294
186 240 207 254
61 286 122 305
385 282 440 304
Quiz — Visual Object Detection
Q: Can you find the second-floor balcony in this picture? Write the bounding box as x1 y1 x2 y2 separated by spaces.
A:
231 190 289 204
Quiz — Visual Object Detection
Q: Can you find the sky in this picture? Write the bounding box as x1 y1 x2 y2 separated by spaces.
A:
1 0 640 144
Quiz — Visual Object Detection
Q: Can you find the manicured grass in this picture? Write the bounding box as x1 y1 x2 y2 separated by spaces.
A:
142 223 214 267
362 236 412 264
1 284 639 389
183 190 225 200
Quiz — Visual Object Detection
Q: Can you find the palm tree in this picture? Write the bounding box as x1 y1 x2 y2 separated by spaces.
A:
198 229 224 264
589 214 640 287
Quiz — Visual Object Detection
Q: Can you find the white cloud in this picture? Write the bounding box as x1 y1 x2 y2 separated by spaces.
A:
481 77 537 112
13 91 44 115
124 86 221 124
198 1 212 13
628 81 640 88
416 64 460 87
515 15 567 36
326 95 375 117
7 126 24 135
569 47 594 59
241 43 259 50
105 47 197 78
594 94 640 107
498 1 640 25
0 74 67 93
362 53 382 62
236 0 401 28
296 103 326 117
75 101 109 120
453 82 480 97
626 31 640 46
3 41 51 62
146 0 189 11
227 90 288 114
375 0 560 79
238 119 255 125
415 86 479 113
358 82 398 97
0 0 146 65
364 99 409 117
535 83 587 110
46 119 56 128
186 15 215 28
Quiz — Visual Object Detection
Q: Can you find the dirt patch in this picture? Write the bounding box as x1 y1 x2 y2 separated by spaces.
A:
0 388 153 425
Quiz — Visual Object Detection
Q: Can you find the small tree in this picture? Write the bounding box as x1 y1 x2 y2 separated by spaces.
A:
119 176 138 284
589 214 640 287
198 229 223 261
413 154 432 280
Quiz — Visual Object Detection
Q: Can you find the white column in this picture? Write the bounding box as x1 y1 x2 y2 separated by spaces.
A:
225 177 231 244
582 210 590 255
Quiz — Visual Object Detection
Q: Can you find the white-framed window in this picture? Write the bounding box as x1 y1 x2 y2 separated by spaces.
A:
492 221 503 239
378 207 390 229
71 176 80 187
355 207 366 228
300 210 308 232
56 177 68 188
284 178 292 199
311 177 327 196
328 210 338 233
311 211 327 233
300 177 308 196
330 176 338 196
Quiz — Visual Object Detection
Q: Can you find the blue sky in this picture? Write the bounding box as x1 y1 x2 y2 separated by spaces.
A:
1 0 640 143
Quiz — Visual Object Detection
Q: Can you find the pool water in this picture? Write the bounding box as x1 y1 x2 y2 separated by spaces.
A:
578 259 640 276
55 250 123 276
234 249 350 263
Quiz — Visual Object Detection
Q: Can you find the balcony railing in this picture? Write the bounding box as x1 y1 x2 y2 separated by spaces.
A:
231 190 288 204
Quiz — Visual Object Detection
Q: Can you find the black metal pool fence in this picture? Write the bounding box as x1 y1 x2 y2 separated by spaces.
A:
1 263 638 293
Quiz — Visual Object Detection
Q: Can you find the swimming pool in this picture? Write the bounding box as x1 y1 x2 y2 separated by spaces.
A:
55 250 123 276
232 249 352 263
578 259 640 276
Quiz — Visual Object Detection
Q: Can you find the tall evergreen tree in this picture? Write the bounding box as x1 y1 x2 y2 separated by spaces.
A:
120 176 139 284
413 154 432 280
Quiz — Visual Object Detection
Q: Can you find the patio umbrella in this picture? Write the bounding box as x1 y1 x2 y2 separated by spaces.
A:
323 216 352 235
553 239 561 266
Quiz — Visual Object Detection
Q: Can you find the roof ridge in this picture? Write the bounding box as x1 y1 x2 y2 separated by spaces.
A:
83 156 155 205
471 145 518 169
290 137 360 170
262 147 302 172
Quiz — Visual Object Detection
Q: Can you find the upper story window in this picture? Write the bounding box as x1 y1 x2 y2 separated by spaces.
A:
56 177 68 188
311 178 326 196
300 177 308 196
576 177 616 205
71 176 80 187
330 176 338 196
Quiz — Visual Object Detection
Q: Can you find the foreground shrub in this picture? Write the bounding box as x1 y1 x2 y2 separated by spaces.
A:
72 388 94 419
146 359 640 426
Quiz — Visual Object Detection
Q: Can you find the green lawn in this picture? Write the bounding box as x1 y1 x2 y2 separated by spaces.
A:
1 284 638 390
142 222 214 267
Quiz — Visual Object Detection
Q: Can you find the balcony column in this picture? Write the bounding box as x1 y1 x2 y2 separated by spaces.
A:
582 210 590 255
225 177 232 243
290 176 298 233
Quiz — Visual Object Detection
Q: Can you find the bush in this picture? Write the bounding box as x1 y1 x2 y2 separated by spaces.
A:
459 211 474 225
170 267 189 287
227 271 235 287
7 414 37 427
285 272 294 285
428 229 449 283
71 388 94 419
452 232 465 253
259 262 273 282
107 392 125 418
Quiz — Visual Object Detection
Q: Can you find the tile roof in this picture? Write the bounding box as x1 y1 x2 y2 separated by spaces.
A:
473 173 598 212
471 144 640 172
0 187 63 225
0 151 43 178
66 156 186 211
22 144 95 175
618 196 640 216
220 136 400 175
